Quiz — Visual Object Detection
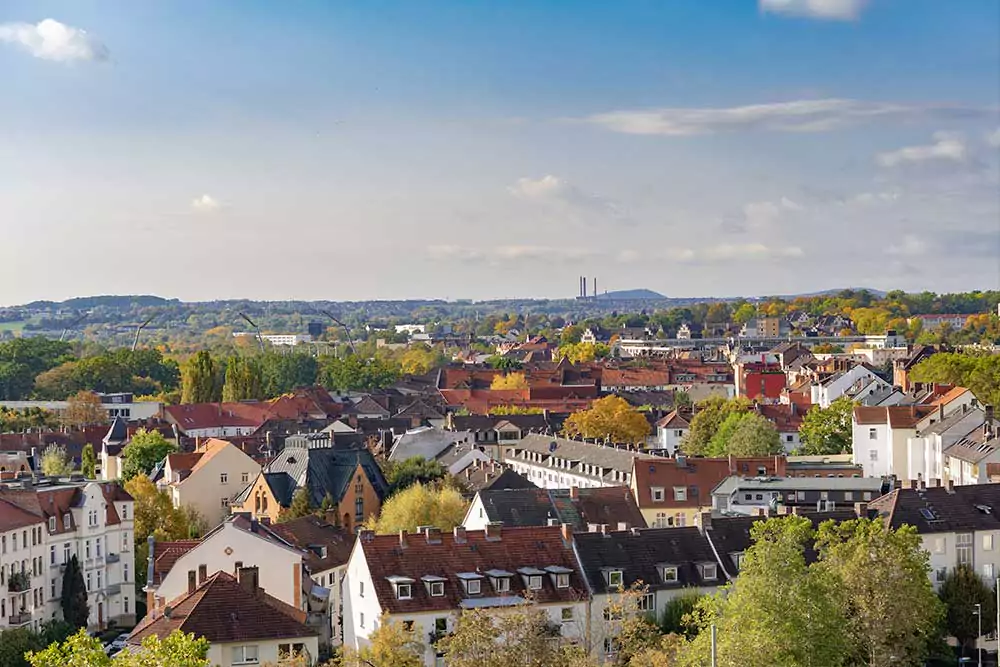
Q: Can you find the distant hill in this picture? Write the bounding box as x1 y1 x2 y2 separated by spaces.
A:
594 289 666 300
771 287 887 299
23 295 175 310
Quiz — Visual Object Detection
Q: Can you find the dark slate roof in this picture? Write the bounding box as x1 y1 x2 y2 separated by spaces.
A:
104 416 129 445
268 514 355 573
264 444 389 508
468 467 538 492
574 527 721 593
870 484 1000 534
477 487 645 531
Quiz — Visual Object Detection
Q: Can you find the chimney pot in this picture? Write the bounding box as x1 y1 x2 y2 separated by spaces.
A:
237 566 260 595
398 529 408 548
484 522 502 541
560 522 572 543
569 486 579 500
697 511 712 532
453 526 467 543
854 502 868 518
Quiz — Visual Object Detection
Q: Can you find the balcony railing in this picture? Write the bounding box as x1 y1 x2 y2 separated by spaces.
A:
8 572 30 593
105 553 120 564
8 612 31 626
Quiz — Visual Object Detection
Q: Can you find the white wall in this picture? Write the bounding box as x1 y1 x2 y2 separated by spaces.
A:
656 426 687 455
853 422 889 477
168 444 261 526
207 637 320 667
342 541 382 654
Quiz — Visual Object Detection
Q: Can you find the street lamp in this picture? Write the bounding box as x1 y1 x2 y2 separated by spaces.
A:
973 602 983 667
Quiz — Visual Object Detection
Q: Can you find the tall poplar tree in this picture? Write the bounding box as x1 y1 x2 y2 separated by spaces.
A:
180 351 221 404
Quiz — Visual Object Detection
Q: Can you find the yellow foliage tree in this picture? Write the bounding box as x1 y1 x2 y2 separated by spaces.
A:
563 395 651 444
490 372 529 390
368 483 469 534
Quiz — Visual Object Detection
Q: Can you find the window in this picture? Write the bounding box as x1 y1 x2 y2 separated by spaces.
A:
122 532 129 551
355 497 364 522
49 546 55 565
221 497 230 508
673 486 687 502
63 513 70 528
844 492 853 502
96 540 101 557
957 533 974 566
869 428 878 440
48 517 55 532
661 566 678 583
700 563 717 581
359 612 365 628
986 563 996 580
608 570 623 588
936 568 947 582
435 617 447 633
651 487 664 502
430 581 445 597
63 544 70 563
242 472 249 484
638 593 654 611
359 581 364 597
555 573 570 589
869 450 878 462
934 537 946 554
86 573 92 592
124 563 129 582
561 607 574 621
85 541 91 559
493 577 511 593
985 534 995 551
733 553 745 570
397 583 412 600
97 570 102 590
527 575 543 591
220 473 228 484
402 620 414 631
124 597 129 614
121 505 128 520
466 579 481 595
863 492 872 501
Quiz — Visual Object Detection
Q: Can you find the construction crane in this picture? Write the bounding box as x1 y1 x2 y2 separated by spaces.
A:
131 317 154 351
59 314 87 342
320 310 357 355
238 312 265 353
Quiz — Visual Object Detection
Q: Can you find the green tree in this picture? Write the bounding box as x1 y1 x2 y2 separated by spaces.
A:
318 355 400 393
279 488 314 522
563 395 651 445
62 390 108 427
442 603 583 667
724 413 783 457
181 350 221 404
798 396 854 455
41 444 74 476
60 555 89 629
120 428 177 481
813 518 944 667
369 482 468 534
939 564 997 656
27 628 209 667
222 355 264 402
383 457 448 495
706 412 747 456
0 628 43 667
681 397 751 456
911 352 1000 408
659 591 703 637
259 352 319 397
80 444 96 479
676 516 847 667
490 372 529 390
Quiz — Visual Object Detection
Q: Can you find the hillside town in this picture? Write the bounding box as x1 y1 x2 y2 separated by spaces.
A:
1 288 1000 666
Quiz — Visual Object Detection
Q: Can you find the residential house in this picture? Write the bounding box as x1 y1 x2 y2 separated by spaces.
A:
460 466 537 493
630 456 786 529
784 454 864 478
601 368 671 393
906 405 994 485
907 314 970 331
0 478 135 631
503 434 652 490
811 363 886 408
710 476 885 516
654 409 691 455
130 568 318 667
99 417 129 482
752 403 805 452
164 402 271 439
155 438 261 526
852 405 937 479
0 393 160 424
574 527 722 661
734 360 786 402
389 427 490 476
462 486 645 532
343 524 589 666
230 438 388 532
893 346 938 391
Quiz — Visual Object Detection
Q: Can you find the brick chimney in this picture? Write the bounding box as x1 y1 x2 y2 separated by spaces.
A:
560 522 573 544
453 526 467 544
187 570 196 594
398 529 408 549
697 511 712 533
237 566 260 595
854 502 868 518
569 486 579 500
425 527 442 544
484 522 502 541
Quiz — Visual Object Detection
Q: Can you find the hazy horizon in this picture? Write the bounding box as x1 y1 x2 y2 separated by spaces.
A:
2 1 998 304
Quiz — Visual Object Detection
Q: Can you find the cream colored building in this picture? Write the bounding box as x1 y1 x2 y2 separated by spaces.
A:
155 438 261 526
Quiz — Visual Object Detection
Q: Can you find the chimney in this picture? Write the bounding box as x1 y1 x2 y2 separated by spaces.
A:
453 526 467 544
600 524 610 536
358 529 375 543
398 529 408 549
198 564 207 584
163 605 173 619
945 479 955 494
908 479 918 490
569 486 579 500
237 566 260 595
561 522 573 543
593 277 597 298
187 570 196 594
484 522 502 541
618 522 628 531
697 511 712 533
854 502 868 518
425 527 442 544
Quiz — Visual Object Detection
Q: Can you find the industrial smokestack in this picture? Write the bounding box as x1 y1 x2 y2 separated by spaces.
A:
593 277 597 298
583 276 587 298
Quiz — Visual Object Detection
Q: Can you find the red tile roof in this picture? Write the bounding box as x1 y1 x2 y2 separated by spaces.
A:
151 540 201 586
130 571 315 645
601 368 671 389
853 405 937 428
631 456 786 509
0 491 44 532
358 525 586 614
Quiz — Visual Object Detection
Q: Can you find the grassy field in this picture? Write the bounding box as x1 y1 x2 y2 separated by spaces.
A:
0 321 27 333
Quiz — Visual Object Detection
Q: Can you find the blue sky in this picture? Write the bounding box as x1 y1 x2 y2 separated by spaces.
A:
1 0 998 303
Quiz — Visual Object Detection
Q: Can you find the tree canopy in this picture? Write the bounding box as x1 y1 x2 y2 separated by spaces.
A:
563 395 651 444
367 482 468 534
939 564 997 656
490 372 529 390
62 390 108 427
383 456 448 495
27 629 209 667
180 350 221 404
41 444 74 476
681 397 752 456
911 352 1000 408
120 428 177 481
798 396 854 455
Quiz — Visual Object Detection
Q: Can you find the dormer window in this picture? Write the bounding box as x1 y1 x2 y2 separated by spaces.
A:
732 553 745 570
651 487 665 502
387 575 415 600
422 575 446 597
607 569 623 588
699 563 717 581
48 517 55 532
556 574 570 588
457 572 484 596
62 513 70 528
485 569 513 593
660 566 678 583
544 565 573 589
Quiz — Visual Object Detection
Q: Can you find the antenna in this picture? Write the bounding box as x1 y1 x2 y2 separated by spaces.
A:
238 313 265 353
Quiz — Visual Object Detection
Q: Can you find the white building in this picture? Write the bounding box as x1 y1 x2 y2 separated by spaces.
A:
344 524 589 666
0 478 135 631
853 405 937 479
504 434 651 489
233 332 313 346
811 364 887 408
0 393 161 423
654 410 690 455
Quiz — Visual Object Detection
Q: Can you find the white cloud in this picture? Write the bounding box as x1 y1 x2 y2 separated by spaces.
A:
888 235 928 257
577 99 989 137
669 243 805 263
427 244 601 264
759 0 868 21
876 132 968 167
507 175 568 199
742 197 803 231
191 194 221 212
0 19 108 62
987 128 1000 148
507 175 633 225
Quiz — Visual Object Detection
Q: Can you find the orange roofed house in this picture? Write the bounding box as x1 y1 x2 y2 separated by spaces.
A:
230 437 389 532
630 455 786 528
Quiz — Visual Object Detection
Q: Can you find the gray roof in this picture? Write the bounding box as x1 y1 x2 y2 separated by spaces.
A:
389 427 474 463
510 434 652 476
264 443 389 507
712 475 886 497
919 407 989 438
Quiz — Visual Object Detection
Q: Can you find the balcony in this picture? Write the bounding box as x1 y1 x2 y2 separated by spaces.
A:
8 571 30 593
105 553 120 564
8 612 31 627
